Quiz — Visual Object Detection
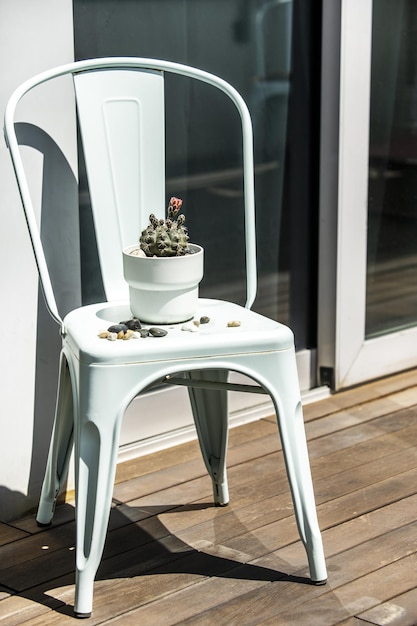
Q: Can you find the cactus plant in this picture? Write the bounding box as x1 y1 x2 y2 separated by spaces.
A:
123 195 203 322
139 197 190 257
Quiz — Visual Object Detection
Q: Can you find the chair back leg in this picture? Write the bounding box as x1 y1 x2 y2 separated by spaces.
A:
187 369 230 506
36 354 74 526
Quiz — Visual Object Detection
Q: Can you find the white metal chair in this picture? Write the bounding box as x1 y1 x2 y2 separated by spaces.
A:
4 58 326 618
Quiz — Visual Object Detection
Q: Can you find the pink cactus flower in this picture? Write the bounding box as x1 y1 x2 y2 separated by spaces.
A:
168 197 183 215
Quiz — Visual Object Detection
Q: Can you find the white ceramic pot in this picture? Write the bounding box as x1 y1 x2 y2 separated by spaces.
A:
122 244 204 324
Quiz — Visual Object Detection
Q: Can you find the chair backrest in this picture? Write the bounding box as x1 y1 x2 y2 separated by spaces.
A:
4 58 257 329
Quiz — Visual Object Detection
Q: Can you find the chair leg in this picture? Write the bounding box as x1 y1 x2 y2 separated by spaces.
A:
263 351 327 583
279 399 327 583
187 369 229 506
36 355 74 526
73 372 125 618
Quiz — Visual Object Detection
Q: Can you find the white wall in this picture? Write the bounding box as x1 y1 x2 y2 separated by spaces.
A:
0 0 76 521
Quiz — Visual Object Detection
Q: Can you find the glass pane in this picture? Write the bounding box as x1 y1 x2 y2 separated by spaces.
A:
366 0 417 337
74 0 320 348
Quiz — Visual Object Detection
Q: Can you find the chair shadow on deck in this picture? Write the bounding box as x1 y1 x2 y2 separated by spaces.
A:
7 500 314 618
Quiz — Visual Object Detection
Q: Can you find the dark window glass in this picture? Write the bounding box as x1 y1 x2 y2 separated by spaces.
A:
73 0 321 350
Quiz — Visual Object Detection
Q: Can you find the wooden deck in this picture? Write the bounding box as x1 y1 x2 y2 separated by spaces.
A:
2 369 417 625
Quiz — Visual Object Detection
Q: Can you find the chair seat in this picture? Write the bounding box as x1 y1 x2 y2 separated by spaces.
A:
63 298 295 365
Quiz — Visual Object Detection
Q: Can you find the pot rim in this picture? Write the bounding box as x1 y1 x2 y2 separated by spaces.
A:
123 242 203 258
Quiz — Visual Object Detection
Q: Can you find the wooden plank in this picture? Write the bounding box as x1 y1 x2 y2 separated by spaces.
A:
134 429 417 546
305 399 417 441
97 573 270 626
117 373 417 490
3 415 415 591
10 503 75 535
112 403 417 508
112 433 283 505
91 418 417 583
334 556 417 624
310 422 417 479
271 491 417 568
256 555 417 625
0 523 29 547
0 523 76 577
302 370 417 421
102 454 417 605
307 407 417 459
114 419 278 485
177 523 417 625
357 588 417 625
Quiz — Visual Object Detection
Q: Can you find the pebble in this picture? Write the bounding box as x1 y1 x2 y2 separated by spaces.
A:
130 248 147 257
182 322 199 332
200 316 210 324
227 320 241 327
98 323 169 340
149 327 168 337
108 323 128 334
120 318 142 331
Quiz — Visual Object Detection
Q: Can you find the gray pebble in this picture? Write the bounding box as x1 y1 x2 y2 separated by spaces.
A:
149 327 168 337
108 323 128 334
120 318 142 331
200 316 210 324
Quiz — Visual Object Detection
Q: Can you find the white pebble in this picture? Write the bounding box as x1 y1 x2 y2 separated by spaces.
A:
181 322 199 332
131 331 142 339
106 332 117 341
130 247 147 258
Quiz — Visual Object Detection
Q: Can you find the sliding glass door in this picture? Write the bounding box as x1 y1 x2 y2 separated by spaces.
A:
319 0 417 389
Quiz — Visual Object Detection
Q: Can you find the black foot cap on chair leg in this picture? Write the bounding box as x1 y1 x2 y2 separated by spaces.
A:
215 501 229 507
312 579 327 586
36 520 52 528
74 611 92 619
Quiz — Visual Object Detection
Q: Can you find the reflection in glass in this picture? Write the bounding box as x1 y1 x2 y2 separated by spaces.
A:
74 0 320 348
366 0 417 337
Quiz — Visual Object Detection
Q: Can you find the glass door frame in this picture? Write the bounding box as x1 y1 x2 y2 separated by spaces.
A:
318 0 417 390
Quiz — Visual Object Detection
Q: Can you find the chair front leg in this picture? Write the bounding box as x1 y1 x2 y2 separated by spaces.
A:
258 350 327 584
73 371 125 618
